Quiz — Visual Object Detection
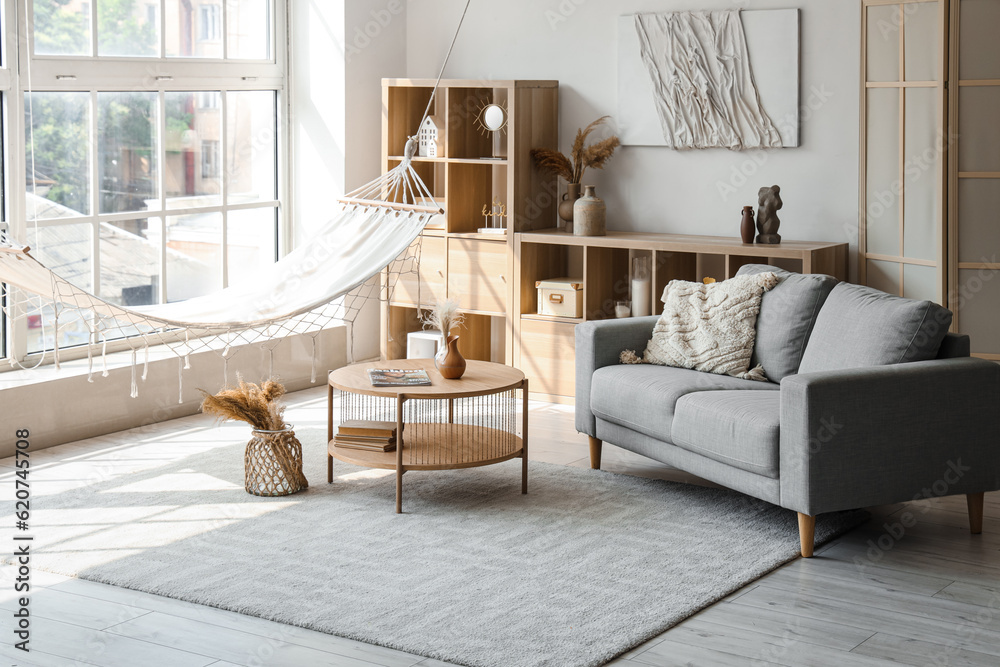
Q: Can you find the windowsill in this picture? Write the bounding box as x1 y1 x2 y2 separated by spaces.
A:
0 323 319 389
0 326 351 455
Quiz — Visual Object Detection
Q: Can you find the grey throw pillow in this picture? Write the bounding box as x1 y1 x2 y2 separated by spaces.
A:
797 282 953 374
735 264 838 382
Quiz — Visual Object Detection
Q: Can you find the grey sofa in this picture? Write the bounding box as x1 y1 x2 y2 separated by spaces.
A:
576 264 1000 557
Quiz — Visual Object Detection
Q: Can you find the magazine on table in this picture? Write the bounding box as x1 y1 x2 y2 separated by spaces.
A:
367 368 432 387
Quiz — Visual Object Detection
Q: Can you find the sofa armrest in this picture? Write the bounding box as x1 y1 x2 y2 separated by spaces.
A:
575 317 658 436
779 357 1000 515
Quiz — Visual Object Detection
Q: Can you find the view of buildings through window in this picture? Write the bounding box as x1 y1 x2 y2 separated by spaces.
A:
18 0 280 356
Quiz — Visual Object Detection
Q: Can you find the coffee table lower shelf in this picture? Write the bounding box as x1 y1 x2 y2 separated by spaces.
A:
329 423 524 471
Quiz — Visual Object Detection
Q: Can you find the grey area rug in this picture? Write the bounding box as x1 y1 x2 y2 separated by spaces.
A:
14 430 866 667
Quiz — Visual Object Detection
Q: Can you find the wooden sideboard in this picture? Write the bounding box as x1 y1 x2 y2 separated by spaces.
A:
512 229 849 403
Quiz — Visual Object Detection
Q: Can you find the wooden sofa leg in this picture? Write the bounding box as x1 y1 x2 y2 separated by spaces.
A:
798 513 816 558
589 437 602 470
967 493 984 535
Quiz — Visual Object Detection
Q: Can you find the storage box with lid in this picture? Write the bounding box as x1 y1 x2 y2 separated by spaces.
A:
536 277 583 318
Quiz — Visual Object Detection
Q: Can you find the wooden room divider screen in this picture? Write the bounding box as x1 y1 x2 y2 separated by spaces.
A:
860 0 1000 360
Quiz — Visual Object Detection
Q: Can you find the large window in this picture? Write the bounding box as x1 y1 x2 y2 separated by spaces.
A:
8 0 285 360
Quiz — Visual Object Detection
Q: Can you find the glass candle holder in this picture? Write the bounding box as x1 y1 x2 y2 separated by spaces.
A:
631 256 652 318
615 300 631 318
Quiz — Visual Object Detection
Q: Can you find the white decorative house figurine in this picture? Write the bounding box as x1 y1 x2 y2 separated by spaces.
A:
417 116 443 157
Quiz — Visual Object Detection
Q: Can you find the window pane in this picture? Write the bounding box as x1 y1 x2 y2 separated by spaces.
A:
100 221 160 307
227 207 276 287
165 0 222 57
25 92 91 219
97 0 159 56
227 0 270 60
165 92 222 207
26 223 94 354
227 91 276 203
33 0 92 56
166 212 222 301
98 92 159 214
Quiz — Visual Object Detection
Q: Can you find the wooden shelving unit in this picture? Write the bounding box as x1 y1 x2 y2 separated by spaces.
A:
380 79 850 405
513 229 849 403
379 78 560 366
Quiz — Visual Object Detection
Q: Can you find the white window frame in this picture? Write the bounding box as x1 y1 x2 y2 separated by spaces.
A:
0 1 16 363
2 0 289 368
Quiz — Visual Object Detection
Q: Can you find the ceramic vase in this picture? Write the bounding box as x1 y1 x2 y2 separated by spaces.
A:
573 185 606 236
558 183 582 233
435 334 467 379
740 206 755 244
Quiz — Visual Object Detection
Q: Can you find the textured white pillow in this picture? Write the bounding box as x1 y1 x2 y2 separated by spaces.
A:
642 273 778 381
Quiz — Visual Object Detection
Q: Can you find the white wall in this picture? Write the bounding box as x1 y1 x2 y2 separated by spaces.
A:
291 0 407 359
406 0 861 277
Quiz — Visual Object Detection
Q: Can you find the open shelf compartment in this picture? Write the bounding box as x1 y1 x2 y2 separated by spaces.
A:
446 87 509 160
386 86 438 157
584 246 630 321
385 305 505 364
446 162 508 234
519 242 583 319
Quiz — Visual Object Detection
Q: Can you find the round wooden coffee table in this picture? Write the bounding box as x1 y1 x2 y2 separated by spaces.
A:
327 359 528 512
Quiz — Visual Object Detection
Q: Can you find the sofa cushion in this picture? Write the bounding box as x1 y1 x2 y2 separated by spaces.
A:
642 272 779 381
798 282 953 373
590 365 778 442
671 391 781 478
735 264 838 382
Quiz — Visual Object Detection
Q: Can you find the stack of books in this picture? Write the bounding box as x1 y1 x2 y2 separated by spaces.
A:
334 419 398 452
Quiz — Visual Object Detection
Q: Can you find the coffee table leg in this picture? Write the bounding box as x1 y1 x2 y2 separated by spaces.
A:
521 379 529 494
327 383 334 483
396 394 405 513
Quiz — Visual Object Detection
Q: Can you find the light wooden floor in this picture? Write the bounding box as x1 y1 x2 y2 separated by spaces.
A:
2 385 998 667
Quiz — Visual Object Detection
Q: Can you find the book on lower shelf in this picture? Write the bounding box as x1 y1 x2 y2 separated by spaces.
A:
368 369 432 386
335 420 398 452
338 419 400 437
334 435 396 452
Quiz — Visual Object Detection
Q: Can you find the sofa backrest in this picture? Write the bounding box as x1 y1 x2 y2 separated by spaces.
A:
798 282 953 373
735 264 838 382
936 332 971 359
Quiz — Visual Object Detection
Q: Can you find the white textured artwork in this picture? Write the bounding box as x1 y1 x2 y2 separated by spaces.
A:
618 9 800 149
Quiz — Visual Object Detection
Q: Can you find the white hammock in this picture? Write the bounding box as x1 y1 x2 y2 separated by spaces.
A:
0 153 441 398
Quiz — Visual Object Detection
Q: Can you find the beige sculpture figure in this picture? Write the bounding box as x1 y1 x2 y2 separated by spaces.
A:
756 185 782 244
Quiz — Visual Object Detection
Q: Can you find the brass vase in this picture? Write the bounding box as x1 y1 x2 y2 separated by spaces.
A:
435 334 467 379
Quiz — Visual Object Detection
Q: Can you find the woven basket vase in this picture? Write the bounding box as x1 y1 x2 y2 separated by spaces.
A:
245 426 309 497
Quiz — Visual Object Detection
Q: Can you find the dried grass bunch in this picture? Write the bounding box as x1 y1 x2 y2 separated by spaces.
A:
422 298 465 338
200 376 288 432
530 115 621 184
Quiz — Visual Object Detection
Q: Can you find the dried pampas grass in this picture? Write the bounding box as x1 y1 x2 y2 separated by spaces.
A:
531 116 620 185
529 149 573 182
200 376 288 432
422 298 465 337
